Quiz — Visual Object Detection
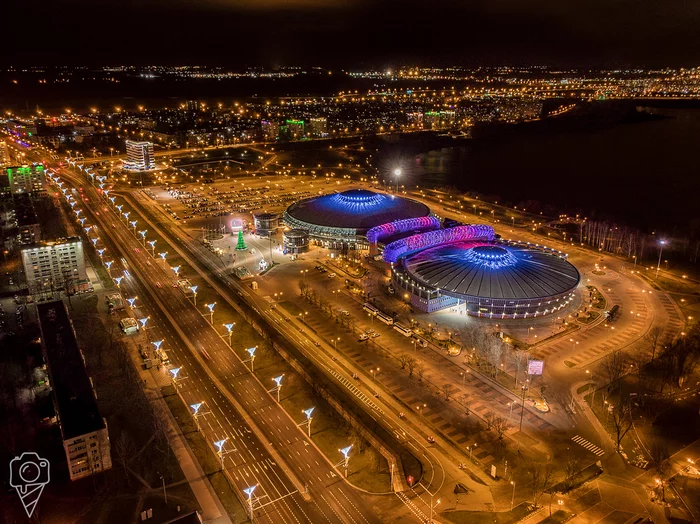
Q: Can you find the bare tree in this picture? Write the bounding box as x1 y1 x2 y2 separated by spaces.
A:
442 383 454 401
492 415 510 440
115 432 136 486
525 461 555 506
610 399 635 450
406 356 418 377
645 326 664 363
509 349 528 386
398 353 411 370
484 411 496 430
416 363 425 383
563 458 583 490
600 350 629 394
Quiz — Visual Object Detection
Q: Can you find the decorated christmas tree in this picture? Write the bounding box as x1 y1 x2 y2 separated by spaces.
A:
235 230 247 250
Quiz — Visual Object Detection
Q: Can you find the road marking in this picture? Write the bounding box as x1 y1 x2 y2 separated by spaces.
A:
571 435 605 456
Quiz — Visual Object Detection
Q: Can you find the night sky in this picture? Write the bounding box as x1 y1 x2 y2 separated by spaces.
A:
9 0 700 67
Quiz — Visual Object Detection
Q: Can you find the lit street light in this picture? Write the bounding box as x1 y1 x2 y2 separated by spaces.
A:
393 168 401 193
127 296 137 309
190 285 198 305
114 276 123 288
298 407 315 437
270 374 284 402
214 438 233 471
243 346 257 372
159 252 167 266
417 403 427 425
656 240 667 280
148 240 156 255
223 323 235 346
205 302 216 324
139 230 147 245
130 220 138 232
336 445 352 478
243 485 258 520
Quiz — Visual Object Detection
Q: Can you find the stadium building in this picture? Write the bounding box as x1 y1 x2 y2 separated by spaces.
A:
283 189 431 248
393 238 580 317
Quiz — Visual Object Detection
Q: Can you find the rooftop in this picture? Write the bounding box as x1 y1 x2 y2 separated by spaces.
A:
37 301 105 440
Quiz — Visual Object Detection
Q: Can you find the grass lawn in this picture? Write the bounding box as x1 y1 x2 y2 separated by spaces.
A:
441 502 534 524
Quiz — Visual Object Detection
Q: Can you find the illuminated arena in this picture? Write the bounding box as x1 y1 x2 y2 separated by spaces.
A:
393 240 580 317
283 189 430 247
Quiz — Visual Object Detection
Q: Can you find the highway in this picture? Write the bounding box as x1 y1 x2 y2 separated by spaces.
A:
51 165 385 524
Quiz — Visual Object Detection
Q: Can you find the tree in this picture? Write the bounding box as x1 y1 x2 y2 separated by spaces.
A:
492 415 510 440
563 458 583 490
442 383 454 401
406 356 418 377
398 353 411 370
416 363 425 383
235 230 247 250
600 350 629 394
525 461 555 506
610 399 635 450
484 411 496 430
650 442 670 477
115 432 136 486
645 326 664 363
509 349 528 386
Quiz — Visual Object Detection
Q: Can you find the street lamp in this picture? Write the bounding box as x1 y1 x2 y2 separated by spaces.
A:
656 240 666 280
114 276 123 288
417 403 427 425
127 297 137 309
152 340 164 351
190 285 198 305
129 220 138 232
190 402 205 431
270 374 284 402
336 445 352 478
214 439 233 472
159 252 167 266
138 317 149 330
243 485 258 520
123 211 130 222
139 230 147 245
393 168 401 193
243 346 257 372
172 266 181 278
298 407 315 437
468 443 477 462
205 302 216 324
370 367 380 397
510 481 516 510
223 323 235 346
148 240 156 255
97 249 105 258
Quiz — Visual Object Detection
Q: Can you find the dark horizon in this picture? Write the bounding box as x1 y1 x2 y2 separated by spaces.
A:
8 0 700 68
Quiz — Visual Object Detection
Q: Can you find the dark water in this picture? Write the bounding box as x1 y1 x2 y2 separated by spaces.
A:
412 108 700 235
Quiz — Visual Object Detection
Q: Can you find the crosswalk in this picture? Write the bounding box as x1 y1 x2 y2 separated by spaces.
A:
395 491 429 523
571 435 605 456
327 367 385 416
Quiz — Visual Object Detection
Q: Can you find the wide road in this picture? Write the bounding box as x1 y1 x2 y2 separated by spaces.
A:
52 166 385 524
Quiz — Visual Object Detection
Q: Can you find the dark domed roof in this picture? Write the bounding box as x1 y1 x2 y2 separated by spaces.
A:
404 241 580 301
284 189 430 232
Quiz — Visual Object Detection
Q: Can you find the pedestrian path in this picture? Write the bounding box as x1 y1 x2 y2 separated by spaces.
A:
571 435 605 456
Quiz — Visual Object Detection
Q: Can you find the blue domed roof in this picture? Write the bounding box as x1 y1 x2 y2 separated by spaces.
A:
404 241 580 301
284 189 430 232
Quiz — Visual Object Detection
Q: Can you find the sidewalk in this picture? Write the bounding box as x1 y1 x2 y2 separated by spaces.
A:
128 342 232 524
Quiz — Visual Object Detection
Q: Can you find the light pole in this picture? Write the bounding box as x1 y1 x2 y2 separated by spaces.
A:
468 443 477 462
172 266 181 279
114 276 123 288
298 407 314 437
223 323 235 346
127 296 137 309
190 402 206 431
336 445 352 478
370 367 380 396
97 249 105 259
148 240 156 256
243 485 258 520
205 302 216 324
270 375 284 402
510 481 516 510
139 230 147 245
130 220 138 233
243 346 257 372
570 338 579 351
417 403 426 425
393 168 401 193
160 474 167 504
159 252 167 266
656 240 666 280
586 370 594 404
190 286 198 305
214 439 233 472
123 211 130 223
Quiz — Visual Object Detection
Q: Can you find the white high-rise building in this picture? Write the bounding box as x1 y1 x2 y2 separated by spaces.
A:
21 237 88 295
124 140 155 170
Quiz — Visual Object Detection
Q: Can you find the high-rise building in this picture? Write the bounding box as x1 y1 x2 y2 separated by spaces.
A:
0 141 9 167
124 140 155 170
285 119 305 140
14 194 41 245
261 120 280 141
308 117 328 138
6 164 46 194
37 301 112 481
21 237 88 296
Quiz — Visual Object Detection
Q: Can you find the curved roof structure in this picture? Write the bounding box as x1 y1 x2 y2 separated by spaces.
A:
284 189 430 232
404 241 580 301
